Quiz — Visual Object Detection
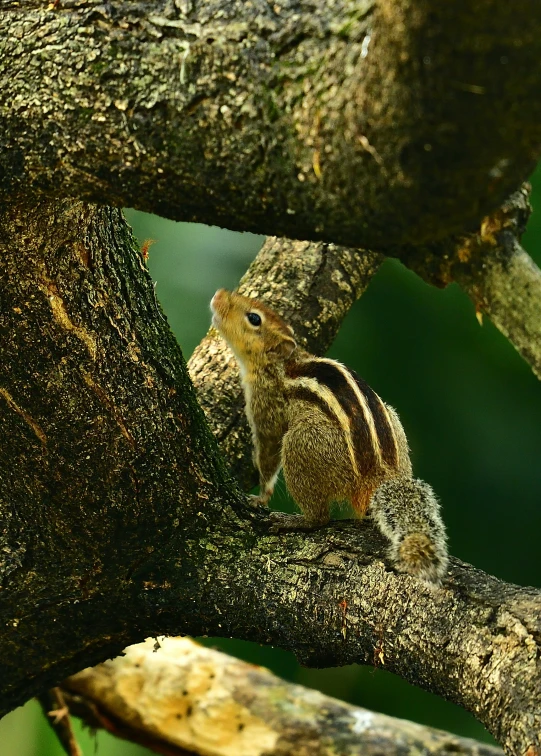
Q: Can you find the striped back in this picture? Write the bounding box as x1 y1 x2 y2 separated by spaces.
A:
285 358 399 478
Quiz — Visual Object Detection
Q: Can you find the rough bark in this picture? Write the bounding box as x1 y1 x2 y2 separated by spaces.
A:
61 636 504 756
0 196 242 714
2 2 540 753
0 199 540 756
2 1 541 248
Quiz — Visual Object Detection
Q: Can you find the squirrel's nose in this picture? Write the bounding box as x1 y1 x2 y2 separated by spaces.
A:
210 288 228 310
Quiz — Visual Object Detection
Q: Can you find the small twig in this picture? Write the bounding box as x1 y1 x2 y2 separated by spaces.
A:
38 687 83 756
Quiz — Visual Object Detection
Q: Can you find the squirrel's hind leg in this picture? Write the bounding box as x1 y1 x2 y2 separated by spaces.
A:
277 412 355 531
370 477 448 585
276 449 331 531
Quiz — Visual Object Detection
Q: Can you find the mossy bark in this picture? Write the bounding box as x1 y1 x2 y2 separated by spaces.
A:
0 197 243 714
2 1 541 247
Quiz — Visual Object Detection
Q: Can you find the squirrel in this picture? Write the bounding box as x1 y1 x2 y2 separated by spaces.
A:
210 288 448 584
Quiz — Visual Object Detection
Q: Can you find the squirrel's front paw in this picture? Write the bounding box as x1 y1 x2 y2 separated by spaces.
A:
392 532 448 586
248 494 266 509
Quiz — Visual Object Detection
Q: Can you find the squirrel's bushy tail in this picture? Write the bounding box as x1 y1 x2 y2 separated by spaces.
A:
370 477 448 585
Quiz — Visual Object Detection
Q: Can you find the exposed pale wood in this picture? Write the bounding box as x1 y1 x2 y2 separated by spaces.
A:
63 637 502 756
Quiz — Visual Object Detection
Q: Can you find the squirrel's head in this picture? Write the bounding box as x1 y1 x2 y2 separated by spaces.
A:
211 289 297 370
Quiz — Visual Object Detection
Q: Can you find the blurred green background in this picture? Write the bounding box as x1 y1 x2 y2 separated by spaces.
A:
2 172 540 753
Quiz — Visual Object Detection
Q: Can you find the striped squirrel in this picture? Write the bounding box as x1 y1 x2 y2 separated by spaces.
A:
211 288 448 584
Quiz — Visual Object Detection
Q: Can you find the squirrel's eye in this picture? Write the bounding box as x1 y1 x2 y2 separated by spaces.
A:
246 312 262 327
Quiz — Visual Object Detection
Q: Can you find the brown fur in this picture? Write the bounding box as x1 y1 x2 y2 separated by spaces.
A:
211 289 448 584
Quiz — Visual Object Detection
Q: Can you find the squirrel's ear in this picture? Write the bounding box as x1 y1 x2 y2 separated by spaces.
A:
276 335 297 359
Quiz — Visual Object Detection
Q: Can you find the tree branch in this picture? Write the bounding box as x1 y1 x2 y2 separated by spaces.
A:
0 196 241 713
61 637 504 756
1 199 540 755
453 198 541 381
2 1 541 247
402 186 541 380
188 236 382 487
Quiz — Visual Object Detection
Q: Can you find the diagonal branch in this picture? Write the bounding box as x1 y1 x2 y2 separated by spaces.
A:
188 237 382 487
461 239 541 380
61 637 504 756
451 190 541 381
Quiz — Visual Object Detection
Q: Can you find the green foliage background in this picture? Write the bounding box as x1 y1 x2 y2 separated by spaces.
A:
2 173 540 753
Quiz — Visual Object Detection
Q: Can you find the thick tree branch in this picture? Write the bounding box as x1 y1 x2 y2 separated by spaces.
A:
145 520 540 756
61 637 503 756
1 199 540 755
2 1 541 247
